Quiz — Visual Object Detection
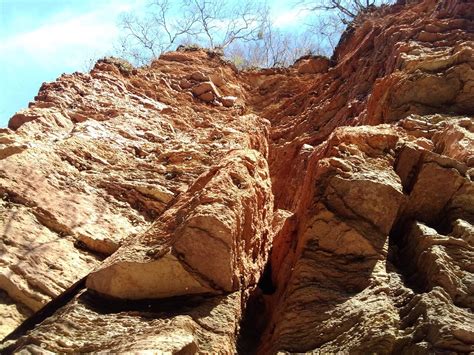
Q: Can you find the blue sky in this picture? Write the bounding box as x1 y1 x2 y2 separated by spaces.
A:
0 0 311 127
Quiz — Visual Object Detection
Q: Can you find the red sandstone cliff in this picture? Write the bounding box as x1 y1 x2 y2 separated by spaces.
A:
0 0 473 353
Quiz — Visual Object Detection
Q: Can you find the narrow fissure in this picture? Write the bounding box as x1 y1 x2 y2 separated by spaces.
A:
387 219 429 295
236 288 267 355
237 253 276 354
257 258 277 295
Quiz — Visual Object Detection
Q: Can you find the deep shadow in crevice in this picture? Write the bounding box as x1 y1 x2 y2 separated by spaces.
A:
236 288 267 355
388 218 429 295
387 169 460 295
237 253 276 354
83 289 218 317
257 258 276 295
429 216 454 236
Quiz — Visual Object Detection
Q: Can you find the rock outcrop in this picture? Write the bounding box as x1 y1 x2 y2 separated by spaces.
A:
86 149 276 299
1 0 473 353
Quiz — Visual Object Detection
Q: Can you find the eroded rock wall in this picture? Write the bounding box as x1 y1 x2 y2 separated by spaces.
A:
247 1 474 352
0 0 473 353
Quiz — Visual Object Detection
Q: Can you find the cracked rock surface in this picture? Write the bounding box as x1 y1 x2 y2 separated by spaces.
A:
1 0 473 353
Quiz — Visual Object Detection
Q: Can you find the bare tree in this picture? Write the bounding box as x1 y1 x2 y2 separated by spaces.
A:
117 1 199 65
116 0 394 68
151 0 201 50
305 12 345 54
226 26 320 68
299 0 393 24
222 3 324 67
297 0 394 56
117 0 269 65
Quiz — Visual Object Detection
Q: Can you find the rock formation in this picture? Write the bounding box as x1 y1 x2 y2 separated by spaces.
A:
0 0 473 353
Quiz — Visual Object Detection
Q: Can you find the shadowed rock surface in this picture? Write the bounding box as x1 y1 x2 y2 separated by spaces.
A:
0 0 473 353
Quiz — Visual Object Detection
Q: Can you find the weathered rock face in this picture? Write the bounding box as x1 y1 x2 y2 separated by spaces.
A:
259 124 473 354
7 290 244 353
1 0 473 353
86 149 276 299
0 51 269 344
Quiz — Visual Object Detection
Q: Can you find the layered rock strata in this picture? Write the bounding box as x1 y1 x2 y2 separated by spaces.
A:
1 0 473 353
86 149 276 299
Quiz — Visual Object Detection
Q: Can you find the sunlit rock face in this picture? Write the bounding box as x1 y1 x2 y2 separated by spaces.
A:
1 0 473 352
86 149 276 299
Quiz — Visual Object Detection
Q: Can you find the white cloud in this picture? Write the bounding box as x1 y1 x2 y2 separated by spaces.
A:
0 0 144 69
272 7 312 28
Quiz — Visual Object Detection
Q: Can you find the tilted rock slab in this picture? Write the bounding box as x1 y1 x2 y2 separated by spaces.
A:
86 149 275 299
